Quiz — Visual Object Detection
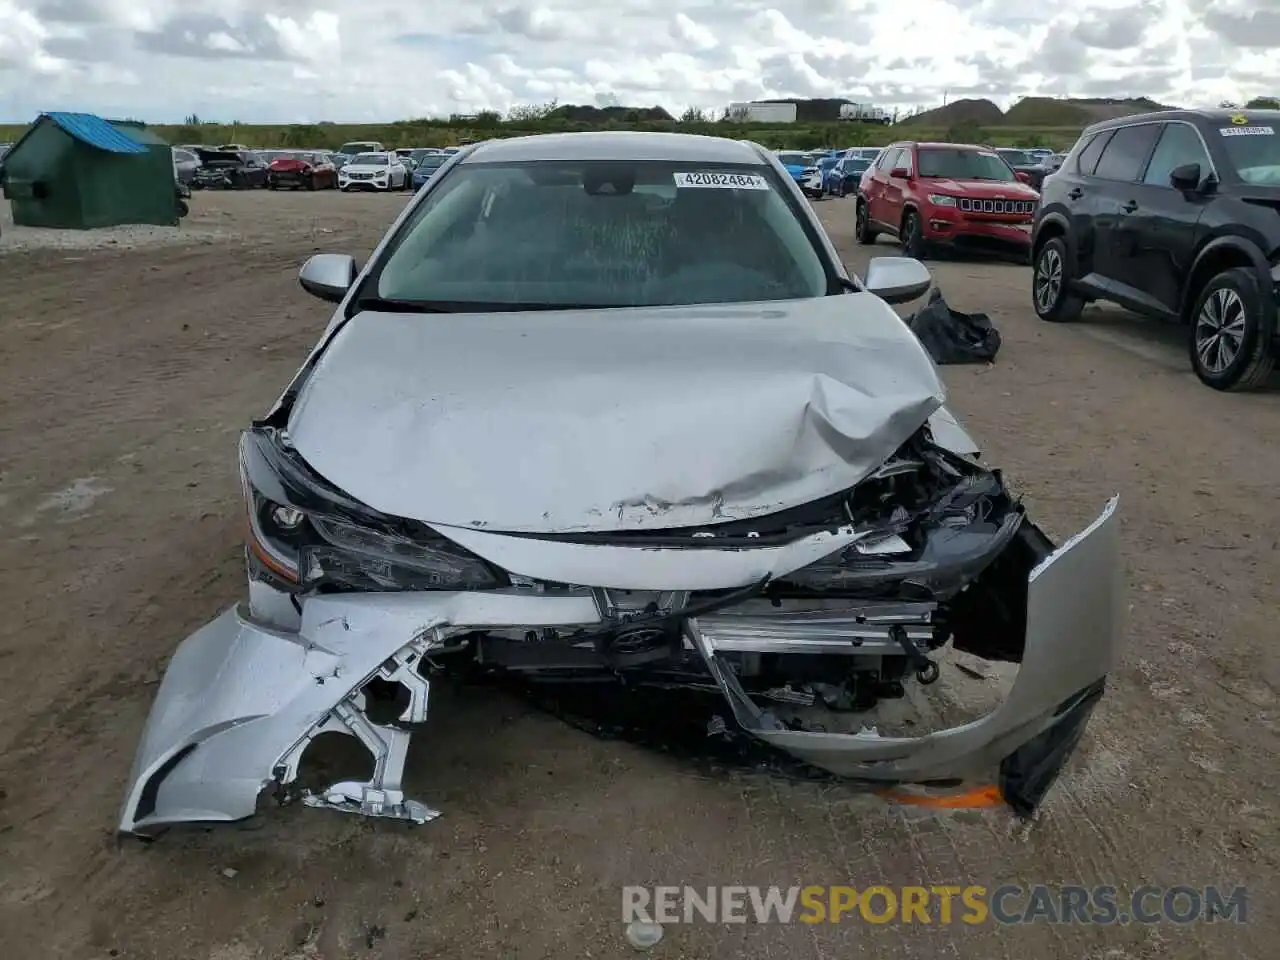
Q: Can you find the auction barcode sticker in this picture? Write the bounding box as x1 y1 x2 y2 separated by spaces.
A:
674 171 770 189
1220 126 1274 137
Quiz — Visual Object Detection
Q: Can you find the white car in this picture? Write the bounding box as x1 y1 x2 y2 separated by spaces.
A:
118 131 1122 837
338 151 410 192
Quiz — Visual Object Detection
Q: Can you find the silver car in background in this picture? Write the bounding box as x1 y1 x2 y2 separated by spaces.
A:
119 132 1122 837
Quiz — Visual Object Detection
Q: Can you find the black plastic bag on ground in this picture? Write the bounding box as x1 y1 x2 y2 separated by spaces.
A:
905 287 1002 364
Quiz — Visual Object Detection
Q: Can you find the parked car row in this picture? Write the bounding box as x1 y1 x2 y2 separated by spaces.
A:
772 146 888 200
821 109 1280 393
169 142 464 193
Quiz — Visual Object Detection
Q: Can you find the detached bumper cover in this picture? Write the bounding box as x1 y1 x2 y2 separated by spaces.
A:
689 497 1121 797
119 498 1121 835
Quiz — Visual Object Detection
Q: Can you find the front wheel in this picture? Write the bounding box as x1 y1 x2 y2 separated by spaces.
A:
1188 267 1276 391
900 210 925 258
855 200 878 245
1032 237 1084 323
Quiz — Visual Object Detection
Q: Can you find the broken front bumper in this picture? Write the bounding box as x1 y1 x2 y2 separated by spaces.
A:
119 498 1121 836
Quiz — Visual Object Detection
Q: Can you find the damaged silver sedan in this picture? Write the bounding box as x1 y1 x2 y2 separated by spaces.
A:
120 132 1123 836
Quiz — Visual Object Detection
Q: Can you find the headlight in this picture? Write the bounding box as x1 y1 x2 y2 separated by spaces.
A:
239 427 503 591
928 194 957 206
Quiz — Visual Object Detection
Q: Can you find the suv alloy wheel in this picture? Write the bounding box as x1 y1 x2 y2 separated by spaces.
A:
1188 267 1276 391
1032 237 1084 323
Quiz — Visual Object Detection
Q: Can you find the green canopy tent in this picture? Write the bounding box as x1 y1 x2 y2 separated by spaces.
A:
1 112 180 229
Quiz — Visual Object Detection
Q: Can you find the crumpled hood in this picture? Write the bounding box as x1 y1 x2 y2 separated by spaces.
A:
286 295 946 534
924 178 1039 199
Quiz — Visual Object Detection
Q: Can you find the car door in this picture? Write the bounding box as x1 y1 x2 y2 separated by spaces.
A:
880 146 912 233
865 148 898 227
1110 122 1214 317
1055 131 1114 287
1087 123 1163 310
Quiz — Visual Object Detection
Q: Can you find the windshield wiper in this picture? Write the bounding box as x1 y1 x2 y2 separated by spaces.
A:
351 296 462 314
352 297 614 314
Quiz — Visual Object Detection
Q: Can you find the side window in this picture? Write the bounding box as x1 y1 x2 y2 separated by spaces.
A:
1075 132 1113 176
899 148 914 175
1092 124 1161 181
1142 123 1211 187
876 148 899 171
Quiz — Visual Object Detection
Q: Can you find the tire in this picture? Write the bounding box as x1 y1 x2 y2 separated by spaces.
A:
177 199 189 218
900 209 925 258
1188 266 1276 391
855 200 878 245
306 175 316 191
1032 237 1084 323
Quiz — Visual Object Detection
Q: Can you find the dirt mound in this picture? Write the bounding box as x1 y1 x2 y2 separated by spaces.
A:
1003 96 1173 126
898 96 1178 129
548 104 675 124
898 98 1004 127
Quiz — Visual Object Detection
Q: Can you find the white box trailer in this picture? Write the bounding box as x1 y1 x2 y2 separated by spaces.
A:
839 103 892 124
728 101 798 123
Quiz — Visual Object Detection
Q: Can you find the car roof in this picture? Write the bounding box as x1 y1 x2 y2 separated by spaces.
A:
1083 108 1280 135
897 141 989 150
463 131 766 165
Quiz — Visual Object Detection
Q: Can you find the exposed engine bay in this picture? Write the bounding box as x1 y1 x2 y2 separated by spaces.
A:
417 426 1049 716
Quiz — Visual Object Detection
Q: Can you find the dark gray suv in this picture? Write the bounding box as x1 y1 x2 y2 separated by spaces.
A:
1031 108 1280 391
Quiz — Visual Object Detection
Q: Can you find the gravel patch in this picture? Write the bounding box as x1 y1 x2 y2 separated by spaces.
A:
0 200 237 252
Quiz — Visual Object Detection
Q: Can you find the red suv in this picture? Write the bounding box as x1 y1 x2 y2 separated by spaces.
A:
856 142 1040 259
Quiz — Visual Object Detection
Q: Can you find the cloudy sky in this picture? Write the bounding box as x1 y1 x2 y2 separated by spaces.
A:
0 0 1277 123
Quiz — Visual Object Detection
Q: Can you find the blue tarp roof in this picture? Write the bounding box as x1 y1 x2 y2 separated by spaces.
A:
44 112 148 154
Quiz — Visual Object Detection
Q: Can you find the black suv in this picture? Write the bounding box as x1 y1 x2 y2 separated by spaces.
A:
1031 109 1280 391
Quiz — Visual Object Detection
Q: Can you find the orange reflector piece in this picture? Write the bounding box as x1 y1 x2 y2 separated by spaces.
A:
881 784 1005 809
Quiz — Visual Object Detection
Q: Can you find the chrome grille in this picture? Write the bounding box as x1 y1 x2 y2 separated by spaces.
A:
348 172 373 180
958 197 1035 215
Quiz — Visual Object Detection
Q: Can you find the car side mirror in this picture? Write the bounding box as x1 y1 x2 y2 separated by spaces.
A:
299 253 357 303
1169 162 1202 192
1015 171 1032 185
890 166 910 180
863 256 932 304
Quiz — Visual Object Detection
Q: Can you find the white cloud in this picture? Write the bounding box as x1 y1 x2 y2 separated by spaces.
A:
206 31 247 53
671 13 716 52
0 0 1277 123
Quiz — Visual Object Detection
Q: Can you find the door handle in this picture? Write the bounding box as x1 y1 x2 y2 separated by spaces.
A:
1067 187 1083 199
1122 200 1139 213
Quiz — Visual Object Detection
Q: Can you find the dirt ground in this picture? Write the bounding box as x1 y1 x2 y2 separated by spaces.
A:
1 191 1277 960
